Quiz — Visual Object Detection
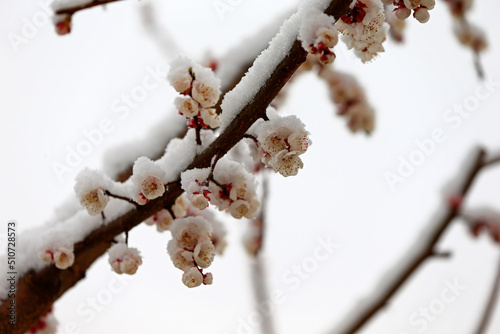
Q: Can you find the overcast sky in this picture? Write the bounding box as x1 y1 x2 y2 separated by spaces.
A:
1 0 500 333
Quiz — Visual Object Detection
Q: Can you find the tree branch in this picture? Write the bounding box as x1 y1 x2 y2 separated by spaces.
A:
329 148 488 334
55 0 126 16
474 253 500 334
249 173 275 333
0 1 352 333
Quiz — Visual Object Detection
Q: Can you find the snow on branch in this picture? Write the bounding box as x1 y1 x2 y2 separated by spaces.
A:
0 1 353 332
52 0 127 34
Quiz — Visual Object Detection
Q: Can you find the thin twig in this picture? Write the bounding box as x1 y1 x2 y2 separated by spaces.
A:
105 190 139 208
250 172 275 334
474 253 500 334
195 126 202 146
473 52 485 81
250 260 276 334
55 0 125 16
329 148 488 334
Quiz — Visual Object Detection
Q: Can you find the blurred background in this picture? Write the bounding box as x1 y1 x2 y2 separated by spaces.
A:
1 0 500 333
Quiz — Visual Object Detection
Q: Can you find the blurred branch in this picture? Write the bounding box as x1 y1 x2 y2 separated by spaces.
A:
474 253 500 334
140 3 182 59
329 148 490 334
55 0 126 16
440 1 487 79
0 1 352 333
249 173 276 334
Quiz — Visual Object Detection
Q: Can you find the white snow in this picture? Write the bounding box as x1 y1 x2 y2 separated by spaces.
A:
298 8 336 50
219 0 336 131
0 198 134 300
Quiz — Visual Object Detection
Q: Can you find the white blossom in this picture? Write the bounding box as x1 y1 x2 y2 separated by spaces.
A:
253 113 311 177
79 187 109 216
192 81 220 108
170 248 195 271
145 209 174 232
271 150 304 177
141 175 165 200
172 195 188 218
335 0 389 62
199 108 220 129
53 246 75 270
108 243 142 275
194 240 216 268
182 267 203 288
175 96 199 118
171 73 193 94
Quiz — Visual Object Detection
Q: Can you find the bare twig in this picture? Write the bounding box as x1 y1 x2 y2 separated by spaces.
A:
474 253 500 334
104 190 138 207
251 259 276 334
328 148 488 334
55 0 126 16
140 3 182 59
249 173 275 333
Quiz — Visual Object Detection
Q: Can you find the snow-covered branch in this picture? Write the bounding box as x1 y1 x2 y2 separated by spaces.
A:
0 1 353 332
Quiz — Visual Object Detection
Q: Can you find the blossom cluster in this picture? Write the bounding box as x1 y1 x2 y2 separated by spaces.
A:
39 246 75 270
181 158 260 219
249 111 311 177
168 56 221 130
453 20 487 54
167 217 216 288
382 0 435 23
108 243 143 275
299 10 339 64
131 157 167 205
145 195 188 232
319 67 375 134
335 0 389 62
181 168 212 211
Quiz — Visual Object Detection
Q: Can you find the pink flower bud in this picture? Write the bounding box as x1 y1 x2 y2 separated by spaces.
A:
55 15 72 36
203 272 213 285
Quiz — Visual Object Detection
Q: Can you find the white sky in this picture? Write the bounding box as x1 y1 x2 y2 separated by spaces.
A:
1 0 500 333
